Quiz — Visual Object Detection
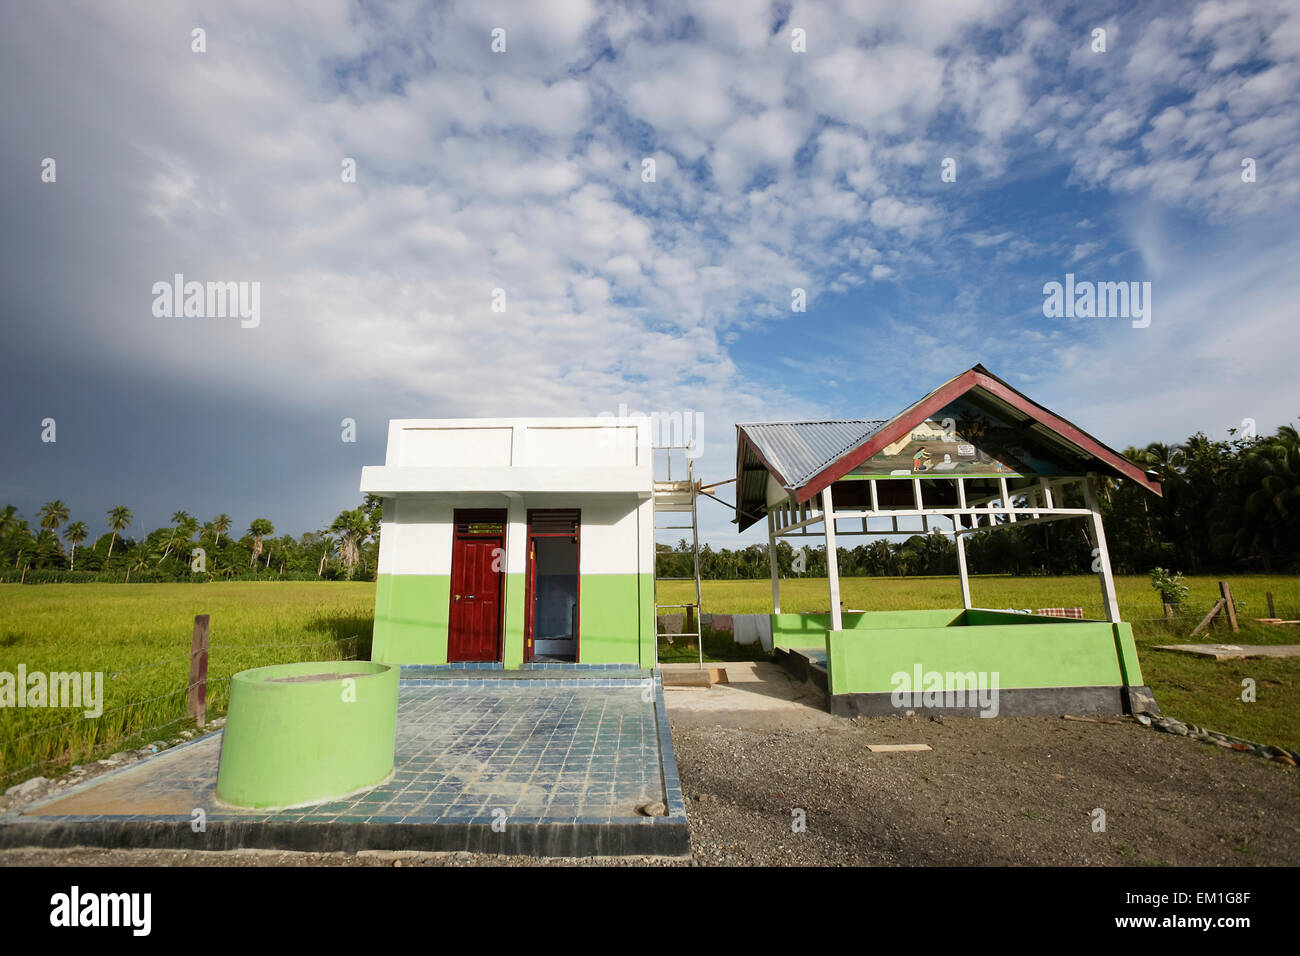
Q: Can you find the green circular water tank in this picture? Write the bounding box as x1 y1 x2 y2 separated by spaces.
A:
215 660 398 810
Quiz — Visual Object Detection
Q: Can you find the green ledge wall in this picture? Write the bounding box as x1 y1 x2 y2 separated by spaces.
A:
810 608 1144 696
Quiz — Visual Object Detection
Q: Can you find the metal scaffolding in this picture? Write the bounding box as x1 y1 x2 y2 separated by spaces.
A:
652 444 703 667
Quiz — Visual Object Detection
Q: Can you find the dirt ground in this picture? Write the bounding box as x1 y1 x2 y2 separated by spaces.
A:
3 664 1297 867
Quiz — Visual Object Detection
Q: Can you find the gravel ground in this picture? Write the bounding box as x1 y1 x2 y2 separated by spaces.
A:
674 713 1300 866
3 709 1297 867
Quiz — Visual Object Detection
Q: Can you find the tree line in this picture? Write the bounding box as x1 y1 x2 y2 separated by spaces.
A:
3 422 1295 584
0 497 382 583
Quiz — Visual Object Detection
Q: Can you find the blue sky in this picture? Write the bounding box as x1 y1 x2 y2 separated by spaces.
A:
2 0 1298 548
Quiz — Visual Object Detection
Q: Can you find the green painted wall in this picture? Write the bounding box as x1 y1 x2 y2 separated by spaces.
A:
772 608 963 648
372 573 450 665
1112 622 1144 685
579 573 645 664
823 616 1126 695
372 571 647 667
503 572 525 668
216 661 398 809
638 571 656 668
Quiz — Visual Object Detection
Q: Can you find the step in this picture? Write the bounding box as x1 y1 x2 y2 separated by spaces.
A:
660 667 729 688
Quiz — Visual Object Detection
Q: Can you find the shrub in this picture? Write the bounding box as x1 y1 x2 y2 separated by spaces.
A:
1149 567 1190 607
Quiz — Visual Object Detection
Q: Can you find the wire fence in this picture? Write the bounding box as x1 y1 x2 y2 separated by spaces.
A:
0 631 362 789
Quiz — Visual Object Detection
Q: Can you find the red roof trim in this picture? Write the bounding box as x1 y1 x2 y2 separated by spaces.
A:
792 368 1163 504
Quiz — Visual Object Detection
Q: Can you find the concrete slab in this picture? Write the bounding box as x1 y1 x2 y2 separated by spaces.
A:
0 673 688 857
1154 643 1300 660
662 661 836 731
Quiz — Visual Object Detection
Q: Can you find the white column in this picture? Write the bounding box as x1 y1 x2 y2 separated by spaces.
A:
767 510 781 614
823 486 843 631
1082 474 1121 623
955 521 972 609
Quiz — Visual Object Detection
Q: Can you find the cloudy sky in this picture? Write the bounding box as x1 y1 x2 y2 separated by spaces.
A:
2 0 1298 547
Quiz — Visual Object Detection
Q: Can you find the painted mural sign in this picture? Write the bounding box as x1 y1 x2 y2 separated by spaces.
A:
846 398 1074 479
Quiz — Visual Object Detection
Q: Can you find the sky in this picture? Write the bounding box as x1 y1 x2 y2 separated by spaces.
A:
2 0 1298 549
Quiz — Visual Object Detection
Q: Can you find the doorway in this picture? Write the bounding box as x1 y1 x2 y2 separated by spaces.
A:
525 509 580 662
447 509 506 662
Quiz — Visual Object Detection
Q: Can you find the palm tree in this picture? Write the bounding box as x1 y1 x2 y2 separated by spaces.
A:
33 530 61 569
125 548 151 583
38 500 69 534
105 506 132 560
63 521 88 570
330 509 371 578
212 513 232 546
248 518 274 567
159 512 199 562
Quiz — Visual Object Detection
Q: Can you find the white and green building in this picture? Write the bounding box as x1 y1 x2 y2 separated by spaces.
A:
361 418 657 667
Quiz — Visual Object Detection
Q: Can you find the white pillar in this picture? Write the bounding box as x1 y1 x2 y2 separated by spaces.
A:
767 510 781 614
823 486 843 631
1082 474 1121 623
955 522 972 609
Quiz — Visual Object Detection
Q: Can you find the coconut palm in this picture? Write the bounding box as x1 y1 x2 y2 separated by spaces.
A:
38 500 70 534
159 512 199 562
125 548 151 583
247 518 274 567
212 513 232 546
63 521 88 570
105 506 132 560
330 509 371 577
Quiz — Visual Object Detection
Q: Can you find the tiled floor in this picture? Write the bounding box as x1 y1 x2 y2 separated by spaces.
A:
13 678 682 829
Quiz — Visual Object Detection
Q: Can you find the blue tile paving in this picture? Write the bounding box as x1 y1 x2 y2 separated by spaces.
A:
5 671 687 839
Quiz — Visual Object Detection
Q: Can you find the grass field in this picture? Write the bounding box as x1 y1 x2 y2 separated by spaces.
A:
0 583 374 786
1 575 1296 787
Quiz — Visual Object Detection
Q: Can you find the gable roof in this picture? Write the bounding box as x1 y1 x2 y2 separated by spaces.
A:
734 364 1162 531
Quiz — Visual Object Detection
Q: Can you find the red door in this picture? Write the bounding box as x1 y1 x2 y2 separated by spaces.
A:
448 510 505 662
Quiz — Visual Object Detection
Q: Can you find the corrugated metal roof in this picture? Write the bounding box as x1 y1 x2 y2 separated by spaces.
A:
738 420 888 489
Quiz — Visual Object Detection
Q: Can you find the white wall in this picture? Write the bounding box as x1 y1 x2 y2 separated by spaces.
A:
386 418 647 469
379 492 646 576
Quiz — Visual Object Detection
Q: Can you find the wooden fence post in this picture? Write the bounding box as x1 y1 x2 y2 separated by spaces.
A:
1267 591 1276 618
1219 581 1240 633
188 614 210 727
1189 599 1224 639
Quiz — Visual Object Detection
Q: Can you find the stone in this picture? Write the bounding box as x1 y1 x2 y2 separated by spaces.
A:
5 776 50 799
637 801 668 817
